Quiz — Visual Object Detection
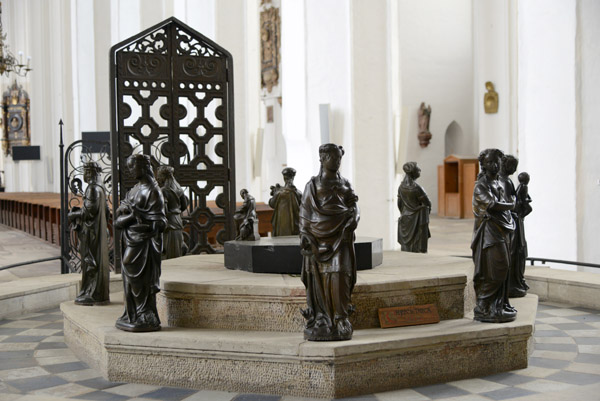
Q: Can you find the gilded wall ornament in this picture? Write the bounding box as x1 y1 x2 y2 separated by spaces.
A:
484 81 498 114
260 6 280 93
1 80 31 156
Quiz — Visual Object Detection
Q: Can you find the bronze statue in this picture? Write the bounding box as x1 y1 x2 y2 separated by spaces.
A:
484 81 499 114
156 166 188 259
417 102 432 148
472 148 516 323
397 162 431 253
509 172 532 297
269 167 302 236
115 154 166 332
68 162 110 305
300 144 360 341
233 189 259 240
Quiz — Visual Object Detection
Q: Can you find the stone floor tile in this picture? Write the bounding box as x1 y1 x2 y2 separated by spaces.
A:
30 382 97 398
279 396 327 401
413 383 470 399
22 313 61 321
142 387 208 401
75 390 131 401
533 330 568 337
5 375 68 392
33 348 75 358
447 378 507 393
511 366 560 378
36 355 80 366
566 313 600 323
552 323 597 331
574 353 600 364
481 373 537 386
573 336 600 345
513 379 574 393
532 324 558 331
76 377 123 390
564 329 600 337
0 327 30 336
533 337 575 345
527 357 571 370
374 388 430 401
0 321 48 329
55 368 102 382
40 336 64 343
18 328 62 337
542 308 589 317
335 396 378 401
34 341 68 350
0 366 49 381
564 362 600 375
2 336 47 343
0 342 38 351
535 317 579 325
0 357 38 370
545 370 600 385
0 394 21 401
104 383 162 397
0 335 9 342
42 361 89 374
435 395 492 401
586 322 600 329
35 322 64 330
529 350 577 361
479 387 537 400
578 344 600 354
0 349 34 360
535 343 577 352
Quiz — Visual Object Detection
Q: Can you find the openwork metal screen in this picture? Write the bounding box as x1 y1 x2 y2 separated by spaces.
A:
110 17 236 265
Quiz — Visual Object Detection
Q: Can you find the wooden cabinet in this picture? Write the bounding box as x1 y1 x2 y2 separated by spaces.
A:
437 155 479 218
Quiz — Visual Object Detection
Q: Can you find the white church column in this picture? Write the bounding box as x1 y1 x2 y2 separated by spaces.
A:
350 0 394 248
575 0 600 265
517 0 577 265
473 0 518 154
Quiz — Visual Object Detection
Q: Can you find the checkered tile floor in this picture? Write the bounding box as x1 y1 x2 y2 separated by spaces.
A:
1 302 600 401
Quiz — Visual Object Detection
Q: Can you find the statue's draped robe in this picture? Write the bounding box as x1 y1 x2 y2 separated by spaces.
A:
120 181 166 326
75 183 110 303
234 195 257 240
510 183 532 296
161 184 186 259
471 175 515 317
397 182 430 253
299 175 358 339
269 185 302 236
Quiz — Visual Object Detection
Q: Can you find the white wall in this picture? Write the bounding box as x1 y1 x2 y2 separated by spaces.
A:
397 0 474 214
517 0 578 264
576 0 600 265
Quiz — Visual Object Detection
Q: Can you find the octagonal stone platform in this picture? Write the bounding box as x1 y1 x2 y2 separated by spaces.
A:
157 252 465 331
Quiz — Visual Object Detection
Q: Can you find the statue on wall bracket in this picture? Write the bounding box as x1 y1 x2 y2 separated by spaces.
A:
1 80 31 156
418 102 432 148
484 81 499 114
260 5 281 93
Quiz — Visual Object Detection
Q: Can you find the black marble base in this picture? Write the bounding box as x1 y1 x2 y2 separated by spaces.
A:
224 236 383 274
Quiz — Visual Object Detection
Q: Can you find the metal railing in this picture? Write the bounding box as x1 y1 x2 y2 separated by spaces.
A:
527 257 600 269
0 256 61 271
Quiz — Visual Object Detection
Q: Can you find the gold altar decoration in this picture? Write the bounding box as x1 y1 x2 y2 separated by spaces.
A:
1 80 31 155
484 81 498 114
260 6 280 93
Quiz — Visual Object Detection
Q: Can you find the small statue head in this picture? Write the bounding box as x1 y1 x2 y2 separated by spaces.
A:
478 148 504 178
127 154 154 180
500 154 518 176
83 161 101 184
282 167 296 185
156 165 174 186
485 81 495 92
402 162 421 180
240 188 249 200
318 143 344 174
518 172 530 185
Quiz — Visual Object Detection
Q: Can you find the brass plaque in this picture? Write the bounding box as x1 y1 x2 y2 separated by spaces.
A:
378 304 440 329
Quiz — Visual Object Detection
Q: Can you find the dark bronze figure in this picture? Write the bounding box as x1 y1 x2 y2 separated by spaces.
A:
115 154 166 332
68 162 110 305
269 167 302 236
234 189 259 241
471 148 516 323
156 166 188 259
509 172 532 297
397 162 431 253
300 144 360 341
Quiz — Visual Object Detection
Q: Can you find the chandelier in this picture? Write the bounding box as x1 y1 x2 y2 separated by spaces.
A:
0 2 31 77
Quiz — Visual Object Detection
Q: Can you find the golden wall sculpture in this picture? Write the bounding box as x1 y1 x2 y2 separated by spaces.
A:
1 80 31 155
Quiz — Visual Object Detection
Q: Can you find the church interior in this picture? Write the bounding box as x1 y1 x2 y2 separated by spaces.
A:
0 0 599 400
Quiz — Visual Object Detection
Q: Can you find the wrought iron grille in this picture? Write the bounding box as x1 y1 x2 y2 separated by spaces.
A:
109 17 236 267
